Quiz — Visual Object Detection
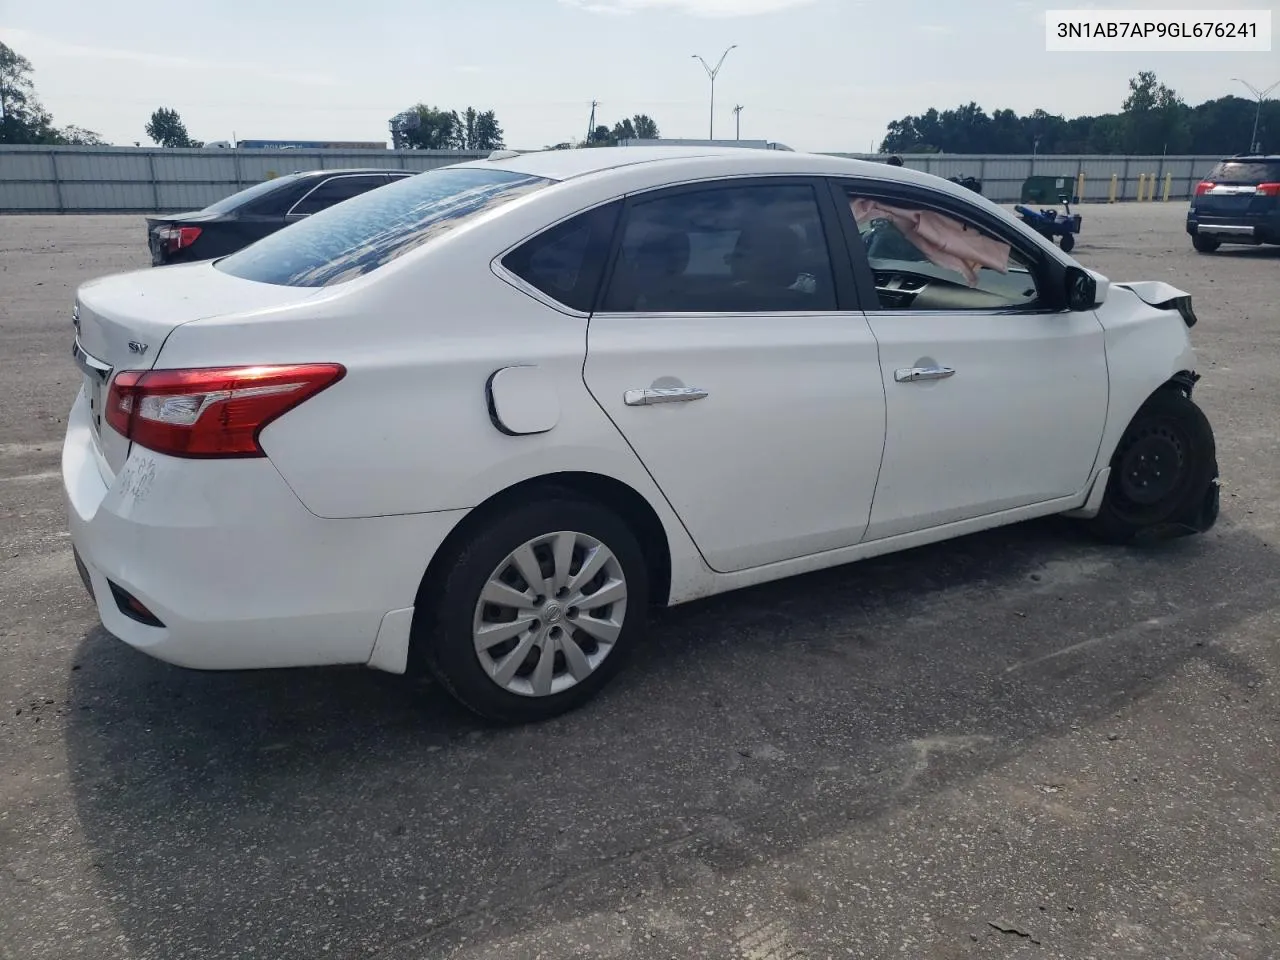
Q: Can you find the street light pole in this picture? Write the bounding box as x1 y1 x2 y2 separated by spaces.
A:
692 45 737 140
733 104 743 140
1231 78 1280 153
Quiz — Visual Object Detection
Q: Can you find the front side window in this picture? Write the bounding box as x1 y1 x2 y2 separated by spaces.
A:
216 167 550 287
600 183 837 313
289 175 389 217
846 189 1040 311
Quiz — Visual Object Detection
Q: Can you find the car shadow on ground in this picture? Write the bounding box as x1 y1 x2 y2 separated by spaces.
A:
1207 245 1280 259
64 517 1277 959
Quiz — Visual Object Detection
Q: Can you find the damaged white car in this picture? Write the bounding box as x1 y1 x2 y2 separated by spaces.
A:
64 147 1219 722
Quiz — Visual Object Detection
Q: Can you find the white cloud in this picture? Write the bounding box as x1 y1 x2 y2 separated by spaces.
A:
559 0 819 17
0 28 336 87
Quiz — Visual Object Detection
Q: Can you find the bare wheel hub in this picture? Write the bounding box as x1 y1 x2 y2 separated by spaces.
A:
1118 424 1185 506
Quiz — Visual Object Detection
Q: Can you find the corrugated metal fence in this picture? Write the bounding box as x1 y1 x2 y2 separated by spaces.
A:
836 153 1222 204
0 146 487 213
0 145 1224 213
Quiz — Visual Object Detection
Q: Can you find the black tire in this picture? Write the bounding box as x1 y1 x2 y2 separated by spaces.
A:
1059 232 1075 253
1192 233 1220 253
410 496 650 724
1084 388 1219 544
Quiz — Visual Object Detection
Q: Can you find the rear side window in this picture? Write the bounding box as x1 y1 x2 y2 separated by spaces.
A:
203 174 305 215
289 175 389 217
1207 161 1280 183
599 183 837 314
501 201 621 312
216 167 550 287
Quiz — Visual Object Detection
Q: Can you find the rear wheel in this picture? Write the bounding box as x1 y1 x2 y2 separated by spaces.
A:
411 496 649 723
1059 232 1075 253
1084 388 1219 544
1192 233 1220 253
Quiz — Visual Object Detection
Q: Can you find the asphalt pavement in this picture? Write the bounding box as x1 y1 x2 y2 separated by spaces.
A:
1 205 1277 959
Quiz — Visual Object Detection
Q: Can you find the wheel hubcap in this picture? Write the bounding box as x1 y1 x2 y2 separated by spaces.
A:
472 530 628 698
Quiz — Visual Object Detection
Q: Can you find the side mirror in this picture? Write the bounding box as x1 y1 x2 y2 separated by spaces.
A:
1065 266 1103 311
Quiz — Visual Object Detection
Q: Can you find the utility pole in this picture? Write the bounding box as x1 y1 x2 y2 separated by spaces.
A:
587 100 598 144
692 46 737 140
1231 78 1279 153
733 104 743 140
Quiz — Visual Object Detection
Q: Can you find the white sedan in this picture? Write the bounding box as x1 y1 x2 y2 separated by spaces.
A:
63 147 1221 722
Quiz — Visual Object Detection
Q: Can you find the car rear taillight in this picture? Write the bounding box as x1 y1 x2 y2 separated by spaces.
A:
105 364 345 458
1256 182 1280 197
1194 181 1214 196
155 224 203 253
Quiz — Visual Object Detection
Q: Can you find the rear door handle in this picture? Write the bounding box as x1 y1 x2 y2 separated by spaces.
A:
894 365 955 383
624 386 709 406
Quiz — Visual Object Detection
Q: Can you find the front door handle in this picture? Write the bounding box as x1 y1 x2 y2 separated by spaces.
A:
894 365 955 383
624 386 709 406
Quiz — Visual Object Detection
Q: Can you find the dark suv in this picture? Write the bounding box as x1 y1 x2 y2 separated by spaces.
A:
146 169 414 266
1186 155 1280 253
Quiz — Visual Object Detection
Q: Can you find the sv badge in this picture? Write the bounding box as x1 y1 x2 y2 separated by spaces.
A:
128 340 149 355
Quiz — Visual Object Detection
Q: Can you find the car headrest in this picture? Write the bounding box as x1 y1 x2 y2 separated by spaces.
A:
730 220 801 287
633 230 690 278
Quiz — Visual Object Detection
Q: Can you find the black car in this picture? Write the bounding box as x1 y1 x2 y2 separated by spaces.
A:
146 168 414 266
1187 155 1280 253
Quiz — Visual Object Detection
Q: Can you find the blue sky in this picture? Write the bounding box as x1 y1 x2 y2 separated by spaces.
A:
2 0 1276 150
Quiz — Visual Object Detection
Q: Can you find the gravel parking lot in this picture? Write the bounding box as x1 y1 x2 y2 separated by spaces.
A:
2 204 1278 960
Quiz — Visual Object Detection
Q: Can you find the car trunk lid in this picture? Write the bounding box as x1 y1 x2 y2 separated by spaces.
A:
72 263 326 477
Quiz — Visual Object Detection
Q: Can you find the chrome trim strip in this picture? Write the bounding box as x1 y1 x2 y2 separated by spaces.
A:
285 173 385 219
1198 224 1256 236
72 338 112 382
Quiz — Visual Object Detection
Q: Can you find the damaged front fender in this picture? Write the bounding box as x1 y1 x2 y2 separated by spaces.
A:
1113 281 1199 328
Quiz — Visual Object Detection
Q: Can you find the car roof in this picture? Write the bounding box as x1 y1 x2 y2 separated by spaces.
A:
289 167 412 178
450 146 943 190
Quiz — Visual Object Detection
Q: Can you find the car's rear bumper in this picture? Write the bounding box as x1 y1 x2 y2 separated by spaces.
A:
63 388 465 671
1187 213 1280 244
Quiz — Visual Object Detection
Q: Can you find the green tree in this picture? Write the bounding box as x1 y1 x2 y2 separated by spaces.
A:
1120 70 1187 153
393 104 503 150
394 104 458 149
57 125 106 146
632 113 660 139
471 109 504 150
0 42 57 143
578 114 662 148
1 42 104 145
145 107 200 147
876 72 1271 155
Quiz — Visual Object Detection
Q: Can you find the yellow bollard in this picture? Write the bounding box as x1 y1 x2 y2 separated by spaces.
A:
1137 173 1146 202
1163 171 1172 202
1148 174 1157 201
1076 170 1086 202
1108 173 1118 203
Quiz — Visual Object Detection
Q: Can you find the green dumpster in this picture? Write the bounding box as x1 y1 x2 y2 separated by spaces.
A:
1020 175 1074 204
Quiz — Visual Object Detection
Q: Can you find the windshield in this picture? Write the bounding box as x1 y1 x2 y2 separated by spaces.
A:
203 175 304 215
215 167 551 287
1207 161 1280 184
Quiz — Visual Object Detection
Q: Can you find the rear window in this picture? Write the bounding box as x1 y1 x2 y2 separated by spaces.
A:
215 167 551 287
1207 161 1280 183
203 175 304 215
